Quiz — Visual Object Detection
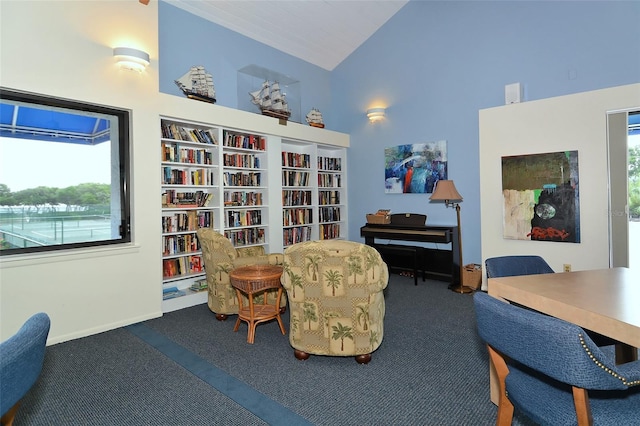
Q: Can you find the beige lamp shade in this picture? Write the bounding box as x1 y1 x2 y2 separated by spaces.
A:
430 180 463 202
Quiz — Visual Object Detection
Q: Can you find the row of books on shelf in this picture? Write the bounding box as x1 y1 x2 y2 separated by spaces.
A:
189 278 208 292
319 206 341 222
162 278 208 300
282 170 310 187
225 209 263 228
283 226 312 246
162 211 213 233
161 122 218 145
162 144 215 165
162 167 216 186
223 153 260 168
282 152 311 168
318 190 340 205
318 156 342 171
223 191 263 206
320 223 341 240
318 173 342 188
162 190 214 208
283 208 312 226
222 172 262 186
162 233 200 256
162 286 186 300
225 228 266 246
223 171 262 187
283 190 312 207
222 130 266 151
162 255 204 279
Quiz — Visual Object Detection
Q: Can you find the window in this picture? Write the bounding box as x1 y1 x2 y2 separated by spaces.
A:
0 88 131 255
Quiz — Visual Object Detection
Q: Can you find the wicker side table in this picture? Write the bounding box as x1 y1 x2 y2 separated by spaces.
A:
229 264 286 344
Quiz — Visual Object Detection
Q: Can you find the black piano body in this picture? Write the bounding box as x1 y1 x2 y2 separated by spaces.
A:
360 222 460 286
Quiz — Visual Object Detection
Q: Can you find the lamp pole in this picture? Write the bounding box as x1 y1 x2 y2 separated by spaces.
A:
451 202 472 293
429 179 473 294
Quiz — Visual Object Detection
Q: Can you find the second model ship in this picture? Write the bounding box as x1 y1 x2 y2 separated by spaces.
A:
249 80 291 121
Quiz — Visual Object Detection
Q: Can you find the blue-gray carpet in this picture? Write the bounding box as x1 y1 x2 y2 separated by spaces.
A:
16 274 536 425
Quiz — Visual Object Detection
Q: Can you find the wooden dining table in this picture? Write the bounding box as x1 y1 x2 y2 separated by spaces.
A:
486 267 640 404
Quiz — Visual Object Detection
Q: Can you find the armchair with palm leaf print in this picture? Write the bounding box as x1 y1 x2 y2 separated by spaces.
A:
281 240 389 364
197 228 285 321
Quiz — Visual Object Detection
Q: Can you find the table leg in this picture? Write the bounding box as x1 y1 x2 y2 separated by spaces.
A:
615 344 638 364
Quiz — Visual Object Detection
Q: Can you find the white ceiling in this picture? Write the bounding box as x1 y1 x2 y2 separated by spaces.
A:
169 0 408 71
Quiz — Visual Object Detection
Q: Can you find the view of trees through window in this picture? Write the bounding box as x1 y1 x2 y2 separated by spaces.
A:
628 136 640 218
0 90 131 255
0 181 112 249
628 120 640 268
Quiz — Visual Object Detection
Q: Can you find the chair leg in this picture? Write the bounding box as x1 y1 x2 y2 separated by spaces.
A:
487 346 514 426
1 401 19 426
615 343 638 364
571 386 594 426
355 354 371 364
294 349 310 360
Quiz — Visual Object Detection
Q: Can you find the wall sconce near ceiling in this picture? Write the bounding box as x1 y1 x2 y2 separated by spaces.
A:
367 107 386 123
113 47 150 72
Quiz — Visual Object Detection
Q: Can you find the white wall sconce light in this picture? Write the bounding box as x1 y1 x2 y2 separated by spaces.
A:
367 107 386 123
113 47 150 72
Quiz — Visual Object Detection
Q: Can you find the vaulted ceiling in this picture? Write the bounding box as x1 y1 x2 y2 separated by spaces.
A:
169 0 409 71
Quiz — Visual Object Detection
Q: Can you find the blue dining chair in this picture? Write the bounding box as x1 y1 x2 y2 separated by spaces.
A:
485 255 554 278
474 292 640 426
0 312 50 426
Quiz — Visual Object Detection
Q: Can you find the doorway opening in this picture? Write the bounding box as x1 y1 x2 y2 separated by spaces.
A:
628 112 640 267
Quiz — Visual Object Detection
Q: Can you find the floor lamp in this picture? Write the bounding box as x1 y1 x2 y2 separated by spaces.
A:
429 180 474 294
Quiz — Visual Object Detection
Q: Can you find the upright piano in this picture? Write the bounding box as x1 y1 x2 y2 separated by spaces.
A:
360 215 460 286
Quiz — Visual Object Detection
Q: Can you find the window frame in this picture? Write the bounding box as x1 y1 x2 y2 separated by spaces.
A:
0 88 132 256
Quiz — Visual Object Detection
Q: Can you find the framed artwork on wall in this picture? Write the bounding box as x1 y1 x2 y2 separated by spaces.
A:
384 141 447 194
501 150 580 242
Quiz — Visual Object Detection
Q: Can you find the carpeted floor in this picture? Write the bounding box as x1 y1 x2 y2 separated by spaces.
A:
16 274 536 425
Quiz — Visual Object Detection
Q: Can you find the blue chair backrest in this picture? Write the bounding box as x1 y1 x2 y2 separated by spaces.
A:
473 292 633 390
485 255 554 278
0 312 50 415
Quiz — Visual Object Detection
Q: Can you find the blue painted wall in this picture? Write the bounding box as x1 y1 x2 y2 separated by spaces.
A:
159 1 332 123
159 1 640 264
332 0 640 264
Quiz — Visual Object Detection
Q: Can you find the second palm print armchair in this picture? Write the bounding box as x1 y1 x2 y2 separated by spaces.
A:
281 240 389 364
197 228 285 320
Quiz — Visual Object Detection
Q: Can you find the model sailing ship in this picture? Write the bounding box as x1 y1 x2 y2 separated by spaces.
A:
305 108 324 128
249 80 291 120
175 66 216 104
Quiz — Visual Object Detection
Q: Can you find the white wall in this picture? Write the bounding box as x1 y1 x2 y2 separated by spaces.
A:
0 1 349 344
479 84 640 288
0 1 161 343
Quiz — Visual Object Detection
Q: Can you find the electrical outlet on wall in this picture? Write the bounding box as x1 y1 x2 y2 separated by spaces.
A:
563 264 572 272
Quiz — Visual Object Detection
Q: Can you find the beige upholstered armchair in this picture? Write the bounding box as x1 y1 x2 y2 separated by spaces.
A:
197 228 284 320
281 240 389 364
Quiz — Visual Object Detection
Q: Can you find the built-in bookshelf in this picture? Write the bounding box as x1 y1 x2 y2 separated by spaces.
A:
159 109 349 313
160 118 220 312
282 141 315 247
222 129 270 251
317 146 346 240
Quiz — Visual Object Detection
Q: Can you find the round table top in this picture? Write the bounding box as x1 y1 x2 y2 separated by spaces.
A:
230 264 283 280
230 265 284 294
